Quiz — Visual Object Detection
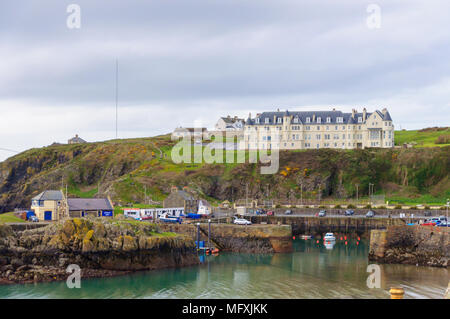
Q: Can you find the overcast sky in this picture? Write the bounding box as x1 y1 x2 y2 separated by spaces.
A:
1 0 449 161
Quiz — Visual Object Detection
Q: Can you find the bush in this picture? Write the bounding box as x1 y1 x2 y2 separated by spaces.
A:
424 206 430 210
378 206 387 209
394 205 403 209
334 205 342 209
410 206 417 210
365 204 372 209
435 134 450 144
319 205 326 209
347 204 356 209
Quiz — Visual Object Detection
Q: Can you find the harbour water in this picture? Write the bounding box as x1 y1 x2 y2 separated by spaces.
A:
0 239 448 299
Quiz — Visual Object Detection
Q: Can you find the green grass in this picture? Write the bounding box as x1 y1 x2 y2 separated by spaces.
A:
0 212 25 223
395 128 450 148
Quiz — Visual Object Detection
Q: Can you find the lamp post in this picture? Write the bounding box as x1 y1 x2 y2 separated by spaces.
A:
446 199 449 227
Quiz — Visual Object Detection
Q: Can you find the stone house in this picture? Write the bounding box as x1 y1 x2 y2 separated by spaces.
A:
67 198 114 218
215 116 244 131
68 134 87 144
31 190 64 221
163 186 198 214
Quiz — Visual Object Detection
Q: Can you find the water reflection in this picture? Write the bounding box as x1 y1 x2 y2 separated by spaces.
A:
0 240 447 299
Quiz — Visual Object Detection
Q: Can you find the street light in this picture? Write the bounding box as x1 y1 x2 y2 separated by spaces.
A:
446 199 449 227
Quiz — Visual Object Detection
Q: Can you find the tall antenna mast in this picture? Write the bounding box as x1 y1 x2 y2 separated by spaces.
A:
115 58 119 139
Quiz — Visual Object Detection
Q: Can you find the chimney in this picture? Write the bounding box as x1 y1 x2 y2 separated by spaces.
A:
248 112 251 119
75 134 79 138
227 115 231 118
363 108 367 121
234 116 238 120
277 108 280 112
312 114 316 122
382 108 387 116
352 109 357 119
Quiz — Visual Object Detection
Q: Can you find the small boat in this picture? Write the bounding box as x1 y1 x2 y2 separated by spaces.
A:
323 232 336 241
301 235 313 240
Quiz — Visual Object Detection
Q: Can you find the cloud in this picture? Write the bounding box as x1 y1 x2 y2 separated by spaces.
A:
1 0 450 161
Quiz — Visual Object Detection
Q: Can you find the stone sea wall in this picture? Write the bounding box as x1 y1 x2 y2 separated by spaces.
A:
369 225 449 267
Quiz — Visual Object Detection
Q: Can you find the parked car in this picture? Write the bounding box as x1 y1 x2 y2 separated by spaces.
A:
255 209 265 215
285 210 293 215
344 210 354 216
318 210 327 217
267 211 274 216
429 217 441 225
424 211 432 217
366 210 375 218
233 217 252 225
29 216 39 223
437 221 449 227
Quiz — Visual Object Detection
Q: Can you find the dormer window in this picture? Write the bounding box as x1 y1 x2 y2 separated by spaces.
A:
255 118 260 124
326 117 331 123
358 117 363 123
306 117 311 123
337 117 343 123
277 117 282 123
317 117 321 123
294 117 298 123
265 118 269 124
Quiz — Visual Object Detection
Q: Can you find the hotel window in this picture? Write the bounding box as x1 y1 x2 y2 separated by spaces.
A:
317 117 321 123
277 117 282 123
294 117 299 123
326 117 331 123
326 126 329 130
265 118 269 124
317 126 320 130
306 117 311 123
316 134 321 140
358 117 363 123
337 117 343 123
256 118 260 124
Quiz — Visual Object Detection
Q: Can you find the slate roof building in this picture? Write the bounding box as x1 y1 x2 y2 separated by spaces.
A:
215 116 245 131
31 190 64 221
240 108 394 150
67 198 114 218
163 186 199 214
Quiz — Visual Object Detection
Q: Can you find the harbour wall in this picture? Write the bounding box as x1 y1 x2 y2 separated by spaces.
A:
249 216 407 237
157 223 293 253
369 225 449 267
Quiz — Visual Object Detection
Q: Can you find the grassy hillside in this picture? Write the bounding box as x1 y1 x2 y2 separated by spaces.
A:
0 212 25 223
395 127 450 148
0 133 449 212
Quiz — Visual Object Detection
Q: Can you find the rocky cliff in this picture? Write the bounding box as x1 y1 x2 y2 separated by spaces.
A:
0 218 198 284
0 135 449 212
369 225 449 267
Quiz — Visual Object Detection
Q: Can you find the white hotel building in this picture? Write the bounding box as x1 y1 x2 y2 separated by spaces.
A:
239 108 394 150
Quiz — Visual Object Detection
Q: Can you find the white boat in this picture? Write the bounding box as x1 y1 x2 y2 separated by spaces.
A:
323 232 336 241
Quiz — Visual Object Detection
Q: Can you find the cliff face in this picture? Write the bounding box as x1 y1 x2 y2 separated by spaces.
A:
1 135 449 212
369 226 450 267
0 218 198 284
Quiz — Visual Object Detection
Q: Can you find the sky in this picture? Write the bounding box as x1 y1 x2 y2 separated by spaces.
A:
1 0 450 161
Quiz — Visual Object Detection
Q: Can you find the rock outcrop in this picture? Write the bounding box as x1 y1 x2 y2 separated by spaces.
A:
0 218 198 284
369 225 449 267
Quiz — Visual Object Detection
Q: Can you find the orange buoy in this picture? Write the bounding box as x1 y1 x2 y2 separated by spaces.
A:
293 236 296 240
340 237 343 241
345 241 347 245
358 237 360 241
316 240 319 243
356 241 359 245
344 236 347 240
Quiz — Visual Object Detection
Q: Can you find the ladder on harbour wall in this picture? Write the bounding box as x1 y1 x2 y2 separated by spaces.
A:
196 224 225 250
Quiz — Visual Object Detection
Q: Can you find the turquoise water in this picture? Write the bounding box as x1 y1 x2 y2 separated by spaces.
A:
0 240 448 299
